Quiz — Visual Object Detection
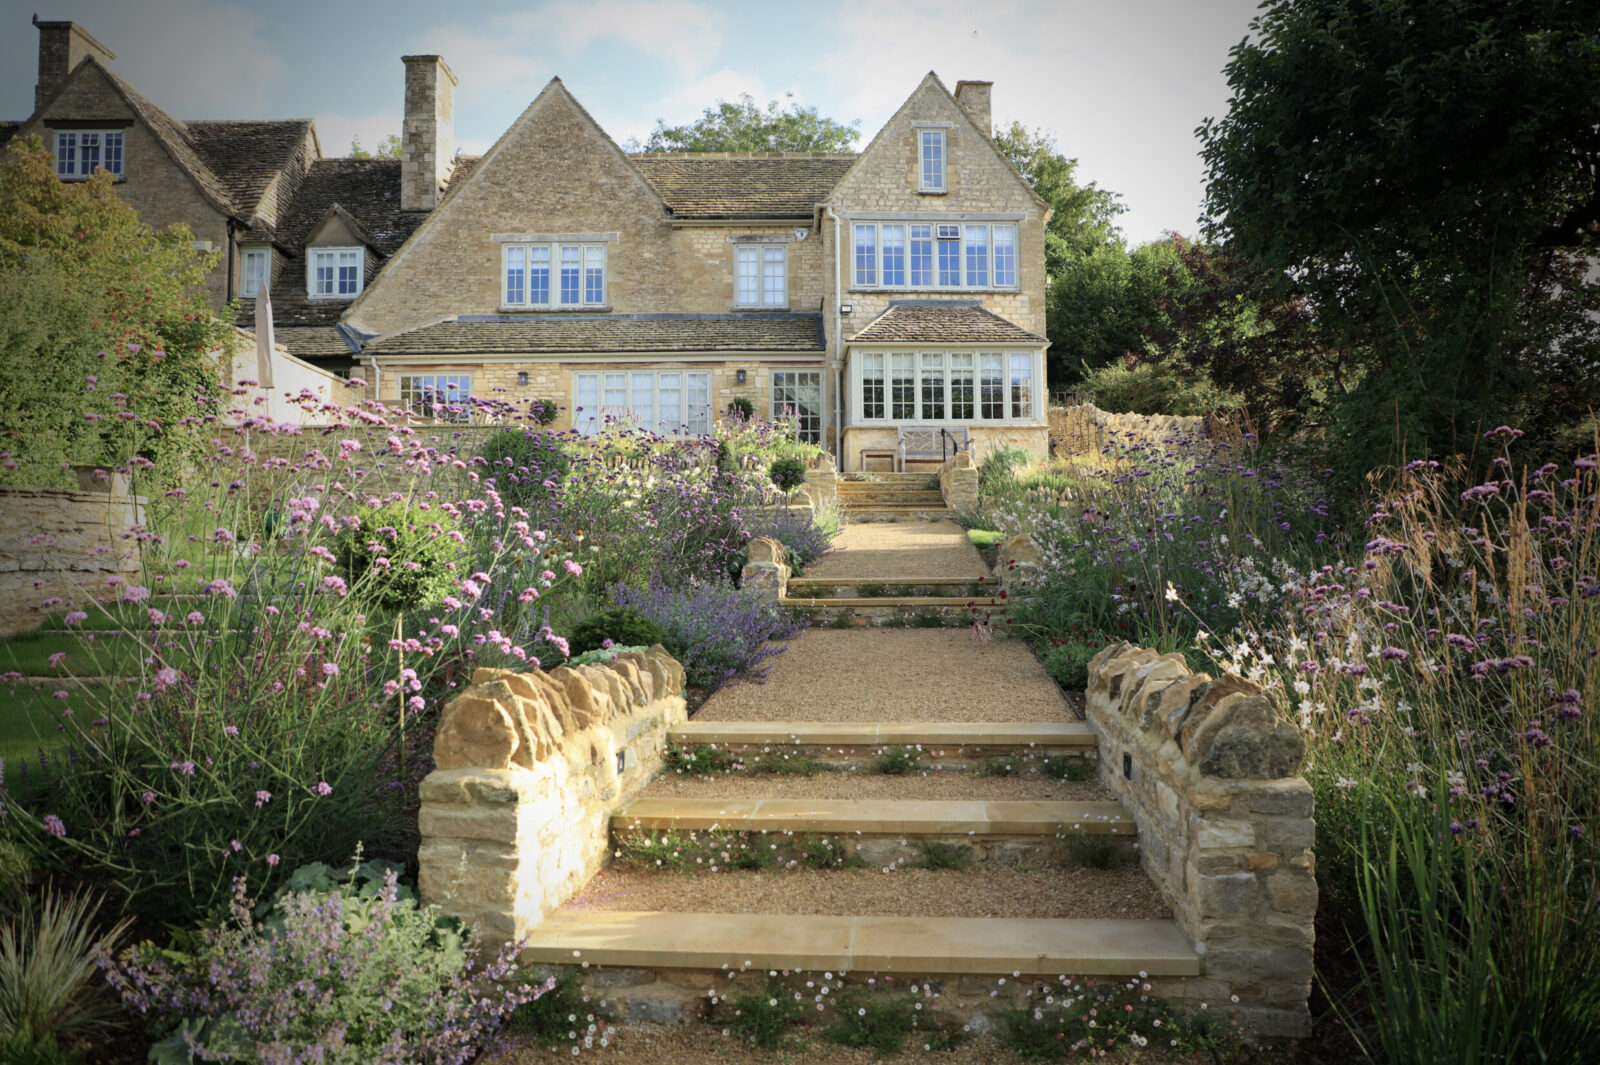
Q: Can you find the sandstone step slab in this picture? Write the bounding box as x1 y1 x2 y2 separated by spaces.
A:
783 595 1003 610
613 797 1132 836
785 576 999 597
669 721 1095 751
522 911 1200 977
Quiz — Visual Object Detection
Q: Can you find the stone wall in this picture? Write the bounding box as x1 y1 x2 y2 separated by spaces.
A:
937 450 977 511
0 487 144 637
417 647 687 943
842 425 1047 472
738 536 790 602
1050 404 1205 457
1085 643 1314 1038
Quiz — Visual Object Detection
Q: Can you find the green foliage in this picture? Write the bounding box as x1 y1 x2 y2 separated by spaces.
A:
908 609 947 628
639 93 859 153
1059 833 1116 870
728 976 806 1050
0 138 228 486
870 747 920 776
825 988 967 1055
1078 356 1240 417
1040 638 1098 690
913 841 972 871
567 643 646 668
747 751 832 776
1198 0 1600 474
999 978 1235 1060
0 891 129 1057
724 396 755 421
1039 756 1093 784
503 968 608 1049
476 428 571 508
663 743 737 776
767 455 806 492
348 134 402 159
978 756 1018 778
331 499 463 612
526 398 559 426
565 607 666 659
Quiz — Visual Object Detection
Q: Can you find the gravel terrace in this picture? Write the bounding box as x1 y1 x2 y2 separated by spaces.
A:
564 864 1170 921
807 520 990 580
698 630 1074 723
641 768 1115 804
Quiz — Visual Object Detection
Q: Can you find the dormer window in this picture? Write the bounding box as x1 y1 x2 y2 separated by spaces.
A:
308 247 363 299
240 246 271 298
55 130 123 179
918 129 946 193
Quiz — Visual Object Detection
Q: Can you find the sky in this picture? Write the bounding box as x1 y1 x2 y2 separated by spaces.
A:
0 0 1267 246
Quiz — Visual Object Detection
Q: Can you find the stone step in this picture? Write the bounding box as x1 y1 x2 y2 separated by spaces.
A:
839 508 955 520
785 576 999 597
612 797 1132 836
669 721 1095 752
521 911 1200 977
787 596 1009 628
837 488 947 500
838 474 940 486
785 595 1003 610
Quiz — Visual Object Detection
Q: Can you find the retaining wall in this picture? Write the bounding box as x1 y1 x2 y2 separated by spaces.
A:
1086 643 1315 1038
1050 404 1205 456
0 487 145 636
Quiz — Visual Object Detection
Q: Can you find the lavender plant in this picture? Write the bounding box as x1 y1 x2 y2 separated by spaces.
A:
610 579 800 689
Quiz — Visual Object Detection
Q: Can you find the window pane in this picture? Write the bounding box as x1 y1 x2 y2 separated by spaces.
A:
1010 354 1033 419
603 373 627 427
55 132 75 177
560 245 581 304
242 250 267 297
920 130 945 191
980 354 1005 420
861 353 884 420
584 244 605 304
687 373 711 436
574 373 600 435
658 372 682 433
338 250 360 295
920 353 946 421
854 224 876 286
630 372 654 430
774 371 821 444
910 225 933 287
993 225 1017 287
505 245 525 304
763 246 786 306
965 225 989 287
314 252 333 295
938 236 961 286
81 132 100 176
735 246 758 306
881 225 906 287
529 245 550 304
104 132 123 176
950 353 974 420
891 353 915 420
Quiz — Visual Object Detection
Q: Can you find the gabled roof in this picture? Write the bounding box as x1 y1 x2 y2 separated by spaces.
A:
364 313 826 355
187 118 316 223
629 154 857 219
275 326 361 359
849 301 1047 345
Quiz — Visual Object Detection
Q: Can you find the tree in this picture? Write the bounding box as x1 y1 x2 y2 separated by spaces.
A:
349 134 402 159
637 93 859 153
1199 0 1600 472
0 137 228 485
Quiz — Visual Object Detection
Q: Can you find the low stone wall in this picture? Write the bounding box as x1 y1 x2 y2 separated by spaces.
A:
937 451 978 511
740 536 790 601
0 486 146 636
803 453 838 507
417 647 687 943
1086 643 1315 1039
994 533 1044 591
1050 404 1205 457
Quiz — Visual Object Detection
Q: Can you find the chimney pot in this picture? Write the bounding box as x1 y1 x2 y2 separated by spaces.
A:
954 80 993 138
401 54 458 212
34 18 117 112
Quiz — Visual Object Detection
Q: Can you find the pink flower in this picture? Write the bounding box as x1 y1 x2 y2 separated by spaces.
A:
154 666 181 692
321 662 339 677
185 611 205 625
311 781 333 797
171 761 196 776
321 575 348 597
564 559 583 577
43 814 66 837
223 724 239 737
63 611 88 626
122 585 151 603
205 579 237 598
255 790 272 807
266 853 280 866
48 652 67 667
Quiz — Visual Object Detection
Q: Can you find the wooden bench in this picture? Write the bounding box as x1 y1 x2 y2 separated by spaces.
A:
896 426 971 470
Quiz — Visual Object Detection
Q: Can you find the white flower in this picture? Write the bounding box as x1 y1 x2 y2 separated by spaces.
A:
1165 582 1179 603
1336 777 1359 790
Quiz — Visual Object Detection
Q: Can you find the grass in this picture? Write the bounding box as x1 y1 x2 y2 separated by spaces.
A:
913 841 973 870
0 684 80 779
748 751 835 776
967 529 1003 547
1059 833 1117 870
0 631 162 678
870 747 920 775
1039 755 1094 783
978 755 1019 777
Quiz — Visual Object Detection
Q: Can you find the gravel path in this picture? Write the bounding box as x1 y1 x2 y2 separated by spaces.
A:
699 630 1073 722
641 769 1114 804
810 520 990 580
565 865 1169 921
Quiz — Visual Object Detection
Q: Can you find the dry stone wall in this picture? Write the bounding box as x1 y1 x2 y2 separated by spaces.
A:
418 647 687 943
0 487 144 636
1086 643 1315 1039
937 451 978 512
1050 404 1205 457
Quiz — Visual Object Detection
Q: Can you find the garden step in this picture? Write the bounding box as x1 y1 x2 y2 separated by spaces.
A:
669 721 1094 751
786 575 997 593
783 595 1003 610
832 507 955 520
612 798 1132 836
521 911 1200 977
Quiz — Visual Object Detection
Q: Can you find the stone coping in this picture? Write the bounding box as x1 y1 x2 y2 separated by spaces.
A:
782 595 1003 608
522 912 1200 976
785 576 998 589
670 721 1094 748
613 798 1132 836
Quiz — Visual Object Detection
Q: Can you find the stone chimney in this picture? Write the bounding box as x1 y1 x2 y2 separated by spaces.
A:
953 80 993 138
401 54 457 212
34 17 117 111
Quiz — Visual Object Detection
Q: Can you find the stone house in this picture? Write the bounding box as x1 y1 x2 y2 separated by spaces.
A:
6 18 1051 469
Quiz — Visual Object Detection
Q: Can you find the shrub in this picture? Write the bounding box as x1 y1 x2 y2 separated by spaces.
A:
1040 638 1098 690
1060 833 1116 870
526 399 559 426
332 499 463 612
503 968 610 1050
767 456 806 493
0 891 129 1061
725 397 755 421
610 579 799 689
564 607 665 659
103 862 541 1065
742 507 833 572
1079 356 1240 416
475 427 571 508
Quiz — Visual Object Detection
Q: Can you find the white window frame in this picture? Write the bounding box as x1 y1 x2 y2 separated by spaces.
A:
239 246 271 299
851 222 1019 291
735 244 788 309
54 129 124 179
503 241 607 308
307 246 364 300
572 370 711 437
919 129 946 193
852 349 1041 425
771 369 822 443
398 374 473 423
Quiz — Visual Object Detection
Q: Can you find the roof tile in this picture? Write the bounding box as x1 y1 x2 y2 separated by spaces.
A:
629 154 856 219
365 314 825 355
849 301 1047 345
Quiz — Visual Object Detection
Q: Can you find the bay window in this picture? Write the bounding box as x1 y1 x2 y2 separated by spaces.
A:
852 222 1019 290
857 350 1039 424
504 241 606 307
573 370 711 437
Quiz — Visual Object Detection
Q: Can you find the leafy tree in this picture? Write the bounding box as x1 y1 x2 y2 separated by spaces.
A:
1199 0 1600 472
349 134 402 159
0 137 228 485
637 93 859 153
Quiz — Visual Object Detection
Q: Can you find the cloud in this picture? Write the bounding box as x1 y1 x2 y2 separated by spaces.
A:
516 1 724 80
596 66 788 148
311 109 402 159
